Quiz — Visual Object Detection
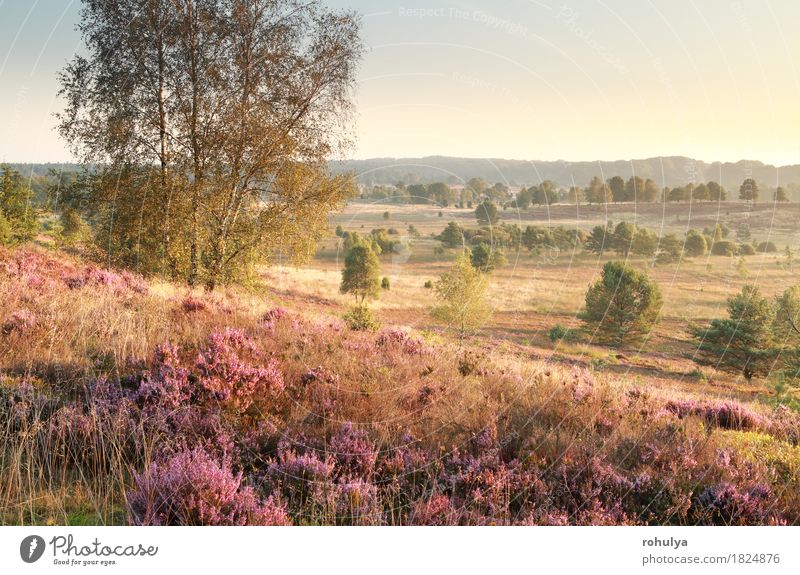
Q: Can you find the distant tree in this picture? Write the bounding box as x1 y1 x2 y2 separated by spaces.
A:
691 285 776 381
0 165 39 245
775 187 789 202
642 179 660 202
439 221 465 249
0 213 11 245
624 176 645 203
383 211 391 220
611 221 636 255
580 261 663 347
466 177 489 198
655 234 683 264
475 200 499 225
567 185 584 204
488 182 510 202
773 286 800 377
59 208 89 246
335 225 345 237
607 176 625 203
584 224 612 255
585 176 611 204
431 253 492 344
381 276 390 290
668 186 688 202
631 228 658 257
470 243 494 273
515 187 533 209
340 244 381 305
428 182 455 206
707 181 726 201
684 230 707 257
739 178 759 202
532 181 559 205
692 183 710 202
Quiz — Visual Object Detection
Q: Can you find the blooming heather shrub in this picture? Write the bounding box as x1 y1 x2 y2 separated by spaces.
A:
665 399 768 431
375 327 428 355
694 482 780 526
181 295 207 313
2 309 36 335
136 344 192 411
333 479 380 524
268 439 336 512
570 365 596 403
196 329 284 414
127 447 290 526
261 307 291 330
329 423 378 479
410 494 460 525
62 265 149 295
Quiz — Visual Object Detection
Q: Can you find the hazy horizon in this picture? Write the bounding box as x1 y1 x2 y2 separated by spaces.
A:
1 0 799 165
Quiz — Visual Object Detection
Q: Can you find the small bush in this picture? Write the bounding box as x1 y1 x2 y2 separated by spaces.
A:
757 241 777 253
738 243 755 256
343 305 380 331
711 240 737 256
381 277 390 290
424 280 433 289
127 447 290 526
548 324 577 343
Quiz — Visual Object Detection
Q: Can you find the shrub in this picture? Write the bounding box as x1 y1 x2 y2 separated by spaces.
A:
181 295 207 313
711 240 737 256
684 230 707 257
548 324 577 343
196 329 285 414
343 305 380 331
757 241 777 253
580 261 662 347
381 276 390 290
738 243 756 256
423 280 433 289
127 447 290 526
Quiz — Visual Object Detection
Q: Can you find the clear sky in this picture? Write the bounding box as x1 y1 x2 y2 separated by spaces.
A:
1 0 799 165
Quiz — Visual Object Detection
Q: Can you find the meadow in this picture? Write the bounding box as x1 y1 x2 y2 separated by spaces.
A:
2 199 799 526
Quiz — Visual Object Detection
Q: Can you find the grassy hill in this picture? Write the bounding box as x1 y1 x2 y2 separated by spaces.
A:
1 245 799 525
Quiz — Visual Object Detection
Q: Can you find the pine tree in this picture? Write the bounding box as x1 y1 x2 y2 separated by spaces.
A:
691 285 776 381
580 261 662 346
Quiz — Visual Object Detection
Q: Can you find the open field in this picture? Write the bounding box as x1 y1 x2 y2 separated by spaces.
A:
266 200 800 402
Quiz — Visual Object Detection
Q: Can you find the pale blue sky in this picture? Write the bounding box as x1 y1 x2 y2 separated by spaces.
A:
1 0 799 164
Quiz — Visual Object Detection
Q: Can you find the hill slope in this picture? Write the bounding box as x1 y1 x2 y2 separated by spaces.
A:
1 247 799 525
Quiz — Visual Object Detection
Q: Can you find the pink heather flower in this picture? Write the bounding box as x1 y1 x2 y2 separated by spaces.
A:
136 344 192 411
570 365 596 403
196 329 284 413
665 399 768 431
127 446 290 526
181 295 207 313
410 494 459 525
376 327 428 355
329 423 377 479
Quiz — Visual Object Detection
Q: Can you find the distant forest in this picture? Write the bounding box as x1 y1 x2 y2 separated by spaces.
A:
330 156 800 195
10 157 800 204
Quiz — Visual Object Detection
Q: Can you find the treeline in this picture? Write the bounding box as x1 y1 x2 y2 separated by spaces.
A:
365 175 788 207
437 219 785 265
